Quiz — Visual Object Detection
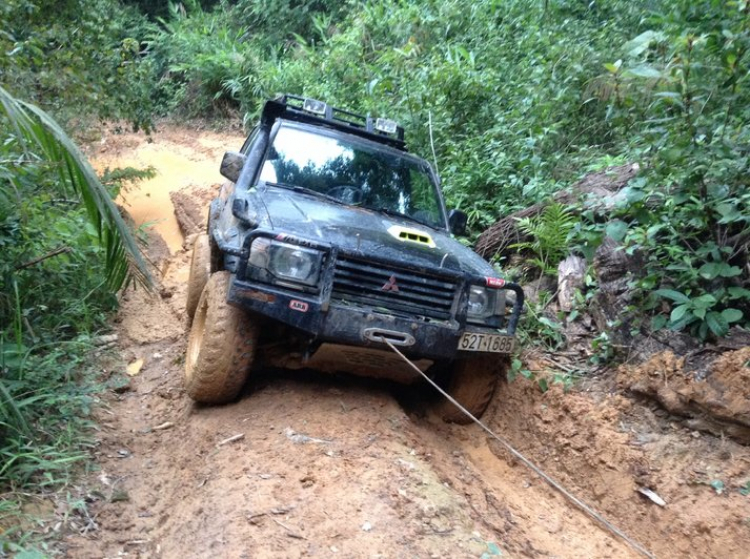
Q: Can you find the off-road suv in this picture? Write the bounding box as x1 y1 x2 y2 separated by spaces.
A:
185 95 524 422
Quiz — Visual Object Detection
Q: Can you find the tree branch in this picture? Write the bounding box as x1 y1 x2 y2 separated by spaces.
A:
15 246 72 270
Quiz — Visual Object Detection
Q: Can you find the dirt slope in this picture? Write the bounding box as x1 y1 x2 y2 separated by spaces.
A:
60 125 750 558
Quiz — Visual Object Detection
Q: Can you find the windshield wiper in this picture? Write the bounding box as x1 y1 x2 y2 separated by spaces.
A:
372 207 439 230
264 181 347 206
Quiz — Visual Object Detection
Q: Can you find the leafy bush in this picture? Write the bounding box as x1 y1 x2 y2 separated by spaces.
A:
0 0 157 129
0 89 150 499
591 1 750 339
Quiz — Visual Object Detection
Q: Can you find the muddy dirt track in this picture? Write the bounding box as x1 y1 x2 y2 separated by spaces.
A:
63 125 750 558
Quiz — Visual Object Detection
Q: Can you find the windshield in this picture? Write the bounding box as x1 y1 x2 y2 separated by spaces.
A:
258 124 445 229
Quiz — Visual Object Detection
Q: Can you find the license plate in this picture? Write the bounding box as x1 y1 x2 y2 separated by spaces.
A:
458 332 516 353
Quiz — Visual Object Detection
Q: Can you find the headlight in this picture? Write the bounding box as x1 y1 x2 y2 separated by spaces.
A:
467 284 506 322
248 238 323 287
467 285 492 318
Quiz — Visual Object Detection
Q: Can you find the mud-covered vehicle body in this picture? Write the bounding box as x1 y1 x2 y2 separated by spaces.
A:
185 95 524 422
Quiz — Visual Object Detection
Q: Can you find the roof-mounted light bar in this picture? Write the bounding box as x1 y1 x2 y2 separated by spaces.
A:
269 94 407 147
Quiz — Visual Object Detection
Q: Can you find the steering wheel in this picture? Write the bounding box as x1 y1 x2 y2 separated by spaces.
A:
327 184 364 205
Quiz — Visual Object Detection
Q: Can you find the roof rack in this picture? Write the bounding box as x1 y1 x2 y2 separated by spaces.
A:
261 94 407 150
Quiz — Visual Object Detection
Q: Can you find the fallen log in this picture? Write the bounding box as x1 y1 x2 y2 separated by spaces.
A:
475 163 639 259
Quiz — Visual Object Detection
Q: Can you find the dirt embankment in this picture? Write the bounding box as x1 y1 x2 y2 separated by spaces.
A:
55 126 750 558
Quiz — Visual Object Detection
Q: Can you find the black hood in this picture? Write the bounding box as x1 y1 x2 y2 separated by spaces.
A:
251 186 495 277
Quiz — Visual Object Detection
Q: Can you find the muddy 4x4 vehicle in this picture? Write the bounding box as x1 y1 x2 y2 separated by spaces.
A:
185 95 524 422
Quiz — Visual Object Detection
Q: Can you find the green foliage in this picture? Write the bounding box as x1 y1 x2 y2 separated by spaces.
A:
145 1 248 118
0 86 152 294
0 340 95 490
517 291 567 351
0 89 150 521
513 203 577 275
150 0 652 209
0 0 157 130
235 0 349 45
507 356 578 393
590 331 616 365
591 1 750 340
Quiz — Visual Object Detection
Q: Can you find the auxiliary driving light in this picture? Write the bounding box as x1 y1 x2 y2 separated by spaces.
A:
303 98 327 115
375 118 398 135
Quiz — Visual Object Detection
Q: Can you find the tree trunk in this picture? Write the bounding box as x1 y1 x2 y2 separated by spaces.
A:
557 255 586 312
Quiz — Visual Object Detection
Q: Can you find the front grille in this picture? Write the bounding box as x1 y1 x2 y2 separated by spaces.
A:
331 256 459 320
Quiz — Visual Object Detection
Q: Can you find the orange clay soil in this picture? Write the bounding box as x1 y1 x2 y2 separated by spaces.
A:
52 124 750 558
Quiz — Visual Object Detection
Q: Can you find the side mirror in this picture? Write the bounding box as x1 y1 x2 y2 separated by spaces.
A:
220 151 247 183
448 209 468 236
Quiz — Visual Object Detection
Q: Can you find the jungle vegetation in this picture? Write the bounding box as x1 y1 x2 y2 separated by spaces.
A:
1 0 749 550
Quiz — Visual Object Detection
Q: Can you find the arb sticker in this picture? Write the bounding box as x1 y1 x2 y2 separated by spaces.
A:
485 277 506 288
289 300 309 312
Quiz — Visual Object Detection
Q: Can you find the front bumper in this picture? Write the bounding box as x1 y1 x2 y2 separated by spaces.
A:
228 280 464 360
222 229 524 361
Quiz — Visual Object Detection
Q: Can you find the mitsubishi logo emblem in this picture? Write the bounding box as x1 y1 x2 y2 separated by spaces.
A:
381 275 399 292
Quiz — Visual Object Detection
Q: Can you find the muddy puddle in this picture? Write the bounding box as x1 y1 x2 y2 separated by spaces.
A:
91 128 244 253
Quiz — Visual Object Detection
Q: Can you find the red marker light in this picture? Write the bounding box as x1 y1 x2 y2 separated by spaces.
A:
485 277 506 288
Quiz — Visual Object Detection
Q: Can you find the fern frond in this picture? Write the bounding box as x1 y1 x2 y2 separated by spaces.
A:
511 202 578 275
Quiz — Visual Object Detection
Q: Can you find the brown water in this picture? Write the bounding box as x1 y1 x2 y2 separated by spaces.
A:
91 128 245 253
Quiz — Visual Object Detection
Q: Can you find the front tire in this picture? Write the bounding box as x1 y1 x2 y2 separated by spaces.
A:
185 272 257 404
437 355 508 424
186 234 212 323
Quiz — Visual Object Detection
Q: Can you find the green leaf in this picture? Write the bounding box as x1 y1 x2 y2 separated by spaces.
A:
728 287 750 300
706 312 729 337
622 30 667 57
651 315 668 331
625 65 663 79
605 220 628 242
654 289 690 304
604 60 622 74
719 264 742 278
539 317 562 330
692 294 717 309
669 313 697 331
537 377 549 393
721 309 743 323
698 263 720 280
670 304 689 322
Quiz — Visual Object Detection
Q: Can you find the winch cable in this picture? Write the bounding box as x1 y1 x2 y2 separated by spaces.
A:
384 340 655 559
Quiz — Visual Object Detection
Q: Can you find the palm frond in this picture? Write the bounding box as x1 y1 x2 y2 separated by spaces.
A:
0 85 152 290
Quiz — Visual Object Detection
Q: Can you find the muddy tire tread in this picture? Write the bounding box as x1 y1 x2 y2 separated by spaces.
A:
185 272 256 403
438 356 508 424
186 234 211 323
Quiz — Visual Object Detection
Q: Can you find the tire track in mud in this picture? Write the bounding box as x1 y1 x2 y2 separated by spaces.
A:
64 126 749 559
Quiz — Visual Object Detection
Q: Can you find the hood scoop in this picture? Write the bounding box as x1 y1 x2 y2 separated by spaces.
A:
387 225 436 248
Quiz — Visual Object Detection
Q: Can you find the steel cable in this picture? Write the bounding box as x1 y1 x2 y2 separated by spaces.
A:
384 340 655 559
